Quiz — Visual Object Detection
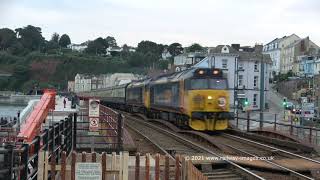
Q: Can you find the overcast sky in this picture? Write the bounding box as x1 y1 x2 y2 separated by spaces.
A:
1 0 320 47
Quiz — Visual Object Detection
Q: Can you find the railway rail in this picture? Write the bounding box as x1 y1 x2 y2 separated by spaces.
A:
124 113 265 180
124 113 320 179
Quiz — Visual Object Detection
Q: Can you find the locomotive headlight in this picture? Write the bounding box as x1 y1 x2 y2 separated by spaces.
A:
218 97 226 107
207 96 212 100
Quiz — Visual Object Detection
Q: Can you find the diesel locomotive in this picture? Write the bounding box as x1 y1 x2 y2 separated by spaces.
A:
78 67 233 131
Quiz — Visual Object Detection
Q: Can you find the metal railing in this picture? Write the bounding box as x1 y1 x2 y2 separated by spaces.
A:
234 112 320 146
0 115 73 180
74 104 124 152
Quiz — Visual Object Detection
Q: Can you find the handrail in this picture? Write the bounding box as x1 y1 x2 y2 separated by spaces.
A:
17 89 56 142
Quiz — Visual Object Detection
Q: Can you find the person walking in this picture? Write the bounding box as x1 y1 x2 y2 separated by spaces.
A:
63 98 66 109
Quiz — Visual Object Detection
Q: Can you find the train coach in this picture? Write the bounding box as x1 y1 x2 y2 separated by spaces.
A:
78 67 233 131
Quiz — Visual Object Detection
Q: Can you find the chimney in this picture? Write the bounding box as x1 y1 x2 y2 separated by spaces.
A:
254 44 263 53
231 44 240 51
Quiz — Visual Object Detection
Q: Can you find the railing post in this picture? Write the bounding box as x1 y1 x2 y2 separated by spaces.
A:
259 111 263 130
117 113 123 152
60 120 65 151
73 113 77 150
246 111 250 132
43 129 49 151
20 144 29 180
67 115 73 154
34 136 41 177
5 143 14 180
274 114 277 131
290 119 293 135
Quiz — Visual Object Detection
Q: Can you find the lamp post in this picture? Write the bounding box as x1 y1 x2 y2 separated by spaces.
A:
234 56 239 118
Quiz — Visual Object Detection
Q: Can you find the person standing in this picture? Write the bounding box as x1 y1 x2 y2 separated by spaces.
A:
63 98 66 108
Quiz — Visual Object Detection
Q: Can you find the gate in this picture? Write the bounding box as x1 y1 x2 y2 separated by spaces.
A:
74 102 123 152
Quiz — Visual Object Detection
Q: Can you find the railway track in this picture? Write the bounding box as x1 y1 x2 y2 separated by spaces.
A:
124 114 265 180
124 114 320 179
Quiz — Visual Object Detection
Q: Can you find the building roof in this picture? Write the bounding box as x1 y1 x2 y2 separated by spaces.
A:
264 33 300 46
208 45 272 64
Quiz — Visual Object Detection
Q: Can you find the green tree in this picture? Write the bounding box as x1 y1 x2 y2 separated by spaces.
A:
157 60 169 70
105 36 117 47
51 32 60 43
122 44 129 52
85 37 107 55
59 34 71 48
168 42 183 56
187 43 203 52
0 28 18 51
15 25 45 51
127 52 145 67
136 40 164 57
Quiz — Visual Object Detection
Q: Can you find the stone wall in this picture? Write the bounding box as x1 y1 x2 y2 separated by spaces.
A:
275 79 308 99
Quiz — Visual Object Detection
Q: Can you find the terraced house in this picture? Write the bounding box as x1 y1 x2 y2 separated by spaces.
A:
194 44 272 111
263 34 320 75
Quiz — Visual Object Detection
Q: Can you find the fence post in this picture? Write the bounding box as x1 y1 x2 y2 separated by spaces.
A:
102 152 106 180
309 128 312 143
145 153 150 180
246 111 250 132
175 156 181 180
274 114 277 131
20 144 29 180
155 154 160 180
117 113 123 152
51 153 56 180
135 153 140 180
165 155 169 180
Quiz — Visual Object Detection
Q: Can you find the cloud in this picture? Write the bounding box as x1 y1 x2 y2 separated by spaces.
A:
1 0 319 47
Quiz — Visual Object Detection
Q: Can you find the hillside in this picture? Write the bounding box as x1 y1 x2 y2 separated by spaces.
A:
0 52 147 92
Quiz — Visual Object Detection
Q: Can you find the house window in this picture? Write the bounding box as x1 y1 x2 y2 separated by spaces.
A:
253 94 257 106
238 63 244 70
254 61 259 71
254 76 258 87
238 75 243 86
222 59 228 69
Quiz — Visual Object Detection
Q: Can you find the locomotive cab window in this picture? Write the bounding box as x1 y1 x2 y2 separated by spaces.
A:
185 78 227 90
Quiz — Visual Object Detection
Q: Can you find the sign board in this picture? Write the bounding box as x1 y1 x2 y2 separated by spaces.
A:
89 99 100 117
75 163 102 180
89 117 99 132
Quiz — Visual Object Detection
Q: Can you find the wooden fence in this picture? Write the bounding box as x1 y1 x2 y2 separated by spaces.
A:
37 151 207 180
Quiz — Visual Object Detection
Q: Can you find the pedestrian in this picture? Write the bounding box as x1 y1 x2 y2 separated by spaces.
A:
63 98 66 108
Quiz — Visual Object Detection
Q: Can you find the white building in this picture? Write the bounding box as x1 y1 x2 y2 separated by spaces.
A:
74 74 92 92
173 52 206 72
263 34 300 76
67 43 87 52
194 45 272 111
161 48 172 60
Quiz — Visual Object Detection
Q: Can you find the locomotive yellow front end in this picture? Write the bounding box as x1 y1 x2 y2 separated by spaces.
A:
184 69 233 131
